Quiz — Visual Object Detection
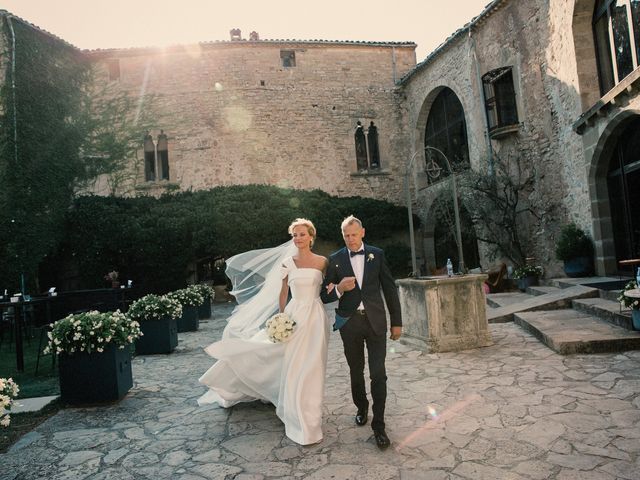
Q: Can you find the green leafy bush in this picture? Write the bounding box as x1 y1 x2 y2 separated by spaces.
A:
555 224 594 261
167 286 205 307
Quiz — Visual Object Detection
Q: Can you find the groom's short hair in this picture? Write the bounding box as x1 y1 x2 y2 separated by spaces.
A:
341 215 363 232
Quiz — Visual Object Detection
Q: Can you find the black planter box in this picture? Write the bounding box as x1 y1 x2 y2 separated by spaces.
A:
136 317 178 354
177 306 199 332
198 297 212 319
58 344 133 405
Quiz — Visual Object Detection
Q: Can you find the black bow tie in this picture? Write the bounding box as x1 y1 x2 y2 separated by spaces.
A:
350 250 365 257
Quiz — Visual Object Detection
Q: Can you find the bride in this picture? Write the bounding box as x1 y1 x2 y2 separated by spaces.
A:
198 218 331 445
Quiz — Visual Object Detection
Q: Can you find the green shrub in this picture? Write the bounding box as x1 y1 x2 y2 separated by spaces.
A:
555 223 594 261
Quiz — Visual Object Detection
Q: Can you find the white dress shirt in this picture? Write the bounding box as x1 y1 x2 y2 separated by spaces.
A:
337 247 365 310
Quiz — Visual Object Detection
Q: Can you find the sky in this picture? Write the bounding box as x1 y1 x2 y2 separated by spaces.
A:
1 0 491 61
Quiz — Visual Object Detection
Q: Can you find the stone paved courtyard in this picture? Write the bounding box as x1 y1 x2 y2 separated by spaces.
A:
1 302 640 480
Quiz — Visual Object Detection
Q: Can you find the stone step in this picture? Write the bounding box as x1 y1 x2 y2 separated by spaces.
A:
514 309 640 355
487 284 599 323
485 292 532 308
572 297 634 330
527 285 562 296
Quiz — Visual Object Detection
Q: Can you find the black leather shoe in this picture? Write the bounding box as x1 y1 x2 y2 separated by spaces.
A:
355 408 368 426
373 429 391 450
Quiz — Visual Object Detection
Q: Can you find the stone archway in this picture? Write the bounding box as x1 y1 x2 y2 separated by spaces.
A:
588 110 640 274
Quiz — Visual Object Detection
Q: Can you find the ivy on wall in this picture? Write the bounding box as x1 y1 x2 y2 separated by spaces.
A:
0 16 155 292
43 186 415 294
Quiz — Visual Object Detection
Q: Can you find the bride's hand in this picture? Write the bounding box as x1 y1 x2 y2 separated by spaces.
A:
325 283 335 294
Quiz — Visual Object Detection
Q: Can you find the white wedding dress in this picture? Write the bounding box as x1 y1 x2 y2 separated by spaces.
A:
198 256 330 445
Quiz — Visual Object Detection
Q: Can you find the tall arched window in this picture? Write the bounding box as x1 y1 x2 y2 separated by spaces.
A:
157 130 170 180
143 132 156 182
593 0 640 95
607 116 640 264
424 87 470 177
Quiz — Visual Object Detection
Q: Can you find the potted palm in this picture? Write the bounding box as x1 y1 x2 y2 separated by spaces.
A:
192 284 214 319
43 310 140 404
618 280 640 330
127 294 181 354
167 286 204 332
555 223 594 277
512 265 543 292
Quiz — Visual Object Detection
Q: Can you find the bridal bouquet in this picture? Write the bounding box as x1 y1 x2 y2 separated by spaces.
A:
265 313 296 343
1 378 20 427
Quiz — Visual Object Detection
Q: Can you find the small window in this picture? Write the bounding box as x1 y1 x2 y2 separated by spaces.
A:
107 59 120 81
482 67 519 133
280 50 296 68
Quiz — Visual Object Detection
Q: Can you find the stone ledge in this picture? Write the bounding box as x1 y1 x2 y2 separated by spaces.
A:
487 285 599 323
9 395 59 414
514 310 640 354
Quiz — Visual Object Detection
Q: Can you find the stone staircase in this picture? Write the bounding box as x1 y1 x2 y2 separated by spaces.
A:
486 277 640 354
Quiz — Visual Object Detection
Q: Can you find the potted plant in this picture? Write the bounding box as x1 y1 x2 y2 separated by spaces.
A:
618 280 640 330
167 286 204 332
512 264 543 292
104 270 120 288
43 310 140 405
555 223 594 277
192 284 214 319
1 378 19 427
127 294 181 354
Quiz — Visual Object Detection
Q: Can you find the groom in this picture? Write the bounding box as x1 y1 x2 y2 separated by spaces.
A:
321 215 402 450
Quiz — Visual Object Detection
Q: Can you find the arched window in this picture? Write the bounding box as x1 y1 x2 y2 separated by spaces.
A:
424 88 470 177
143 132 156 182
157 130 170 180
354 121 368 171
607 116 640 263
593 0 640 95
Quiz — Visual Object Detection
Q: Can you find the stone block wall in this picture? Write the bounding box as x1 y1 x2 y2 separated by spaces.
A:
87 41 416 205
399 0 593 274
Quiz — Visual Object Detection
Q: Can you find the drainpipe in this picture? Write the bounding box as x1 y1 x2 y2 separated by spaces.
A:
391 46 397 84
468 27 494 176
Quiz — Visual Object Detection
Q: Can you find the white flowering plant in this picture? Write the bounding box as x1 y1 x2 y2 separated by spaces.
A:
618 279 639 309
127 294 182 322
43 310 141 356
512 265 543 279
0 378 19 427
167 286 205 307
191 284 215 301
265 312 296 343
367 253 375 262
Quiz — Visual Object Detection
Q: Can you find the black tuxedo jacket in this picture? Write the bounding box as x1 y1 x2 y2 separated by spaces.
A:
321 244 402 335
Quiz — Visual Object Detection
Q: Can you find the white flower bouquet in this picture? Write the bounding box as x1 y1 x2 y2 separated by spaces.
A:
127 294 183 322
43 310 142 356
0 378 19 427
265 312 296 343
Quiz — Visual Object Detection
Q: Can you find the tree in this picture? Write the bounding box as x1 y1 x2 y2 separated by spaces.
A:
459 148 557 267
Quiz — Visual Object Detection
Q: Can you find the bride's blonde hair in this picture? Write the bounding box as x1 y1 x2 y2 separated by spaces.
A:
288 218 316 247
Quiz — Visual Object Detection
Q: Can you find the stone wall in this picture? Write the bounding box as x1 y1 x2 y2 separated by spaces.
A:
399 0 593 275
87 41 416 205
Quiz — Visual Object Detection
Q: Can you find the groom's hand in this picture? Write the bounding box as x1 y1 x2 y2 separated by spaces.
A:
337 276 357 294
390 326 402 341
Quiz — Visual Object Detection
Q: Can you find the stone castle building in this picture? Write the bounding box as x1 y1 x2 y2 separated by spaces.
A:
87 33 417 206
2 0 639 276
